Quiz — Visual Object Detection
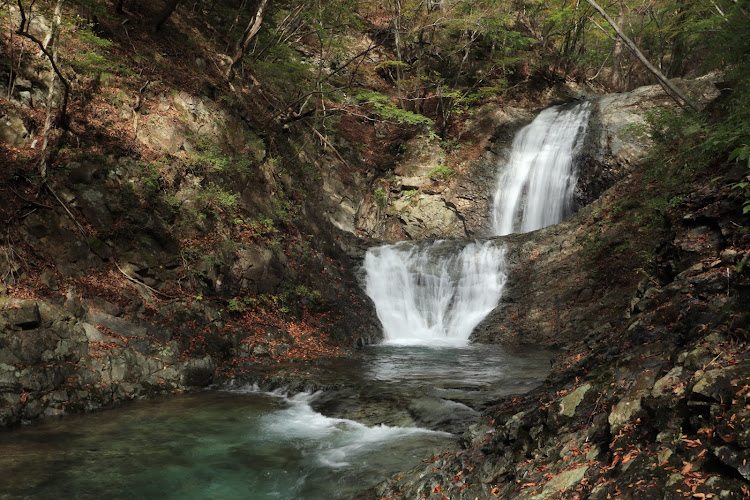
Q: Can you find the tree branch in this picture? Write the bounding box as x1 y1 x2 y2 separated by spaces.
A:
585 0 699 112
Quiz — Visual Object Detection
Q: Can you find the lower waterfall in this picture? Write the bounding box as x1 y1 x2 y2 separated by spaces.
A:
363 240 506 346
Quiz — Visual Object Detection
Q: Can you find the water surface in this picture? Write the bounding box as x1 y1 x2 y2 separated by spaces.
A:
0 345 554 499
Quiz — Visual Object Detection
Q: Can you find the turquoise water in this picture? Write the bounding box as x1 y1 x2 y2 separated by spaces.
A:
0 391 452 499
0 345 553 499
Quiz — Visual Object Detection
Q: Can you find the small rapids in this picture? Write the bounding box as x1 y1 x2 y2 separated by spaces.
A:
0 389 452 500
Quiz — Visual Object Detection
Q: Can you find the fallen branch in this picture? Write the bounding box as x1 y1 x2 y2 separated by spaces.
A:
585 0 699 112
114 261 176 299
311 126 351 171
45 183 88 236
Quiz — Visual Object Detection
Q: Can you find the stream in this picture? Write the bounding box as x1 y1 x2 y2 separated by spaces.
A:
0 344 553 500
0 103 589 498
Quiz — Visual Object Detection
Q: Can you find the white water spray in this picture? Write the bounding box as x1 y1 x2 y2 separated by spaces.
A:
491 102 593 236
363 240 506 346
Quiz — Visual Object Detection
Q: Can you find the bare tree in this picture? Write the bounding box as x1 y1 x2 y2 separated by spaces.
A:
15 0 70 177
585 0 698 111
226 0 271 81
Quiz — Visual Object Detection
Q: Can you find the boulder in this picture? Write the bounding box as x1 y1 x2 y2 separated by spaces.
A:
0 111 32 147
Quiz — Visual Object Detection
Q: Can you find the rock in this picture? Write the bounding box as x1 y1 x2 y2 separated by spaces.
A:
559 383 592 417
608 396 642 433
652 367 684 396
521 466 589 500
394 137 443 177
40 270 58 291
76 187 114 228
14 77 33 91
63 290 87 318
68 161 100 184
720 248 738 263
391 194 465 239
692 367 735 402
3 302 41 329
230 245 284 294
0 111 32 147
252 343 271 357
89 297 123 317
87 311 148 339
81 323 114 343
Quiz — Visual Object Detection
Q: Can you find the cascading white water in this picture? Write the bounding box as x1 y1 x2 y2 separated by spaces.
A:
491 102 593 236
363 240 506 346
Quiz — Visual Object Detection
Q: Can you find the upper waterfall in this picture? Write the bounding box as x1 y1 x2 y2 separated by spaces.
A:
363 240 507 347
491 102 593 236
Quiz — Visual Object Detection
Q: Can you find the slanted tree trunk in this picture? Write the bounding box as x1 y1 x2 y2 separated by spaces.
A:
585 0 698 112
226 0 271 81
152 0 180 33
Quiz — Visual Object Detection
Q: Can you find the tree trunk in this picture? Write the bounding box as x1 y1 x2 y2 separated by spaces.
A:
153 0 180 33
610 1 625 90
40 0 64 179
226 0 271 81
390 0 405 109
585 0 698 112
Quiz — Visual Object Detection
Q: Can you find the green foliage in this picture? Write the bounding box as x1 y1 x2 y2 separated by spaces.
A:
137 162 165 201
227 296 254 313
354 90 435 127
375 60 411 72
268 197 297 225
427 164 456 181
373 187 388 208
76 27 113 48
196 183 238 215
293 284 321 304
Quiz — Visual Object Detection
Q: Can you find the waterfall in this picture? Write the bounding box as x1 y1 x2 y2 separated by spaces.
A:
491 102 593 236
363 240 506 346
363 103 590 345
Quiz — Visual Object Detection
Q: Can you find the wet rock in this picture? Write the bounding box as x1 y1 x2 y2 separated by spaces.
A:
182 357 215 387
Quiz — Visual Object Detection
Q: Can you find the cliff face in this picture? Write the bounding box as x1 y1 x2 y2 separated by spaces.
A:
1 2 388 426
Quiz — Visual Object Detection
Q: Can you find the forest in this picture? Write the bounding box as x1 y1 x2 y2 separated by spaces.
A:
1 0 750 498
